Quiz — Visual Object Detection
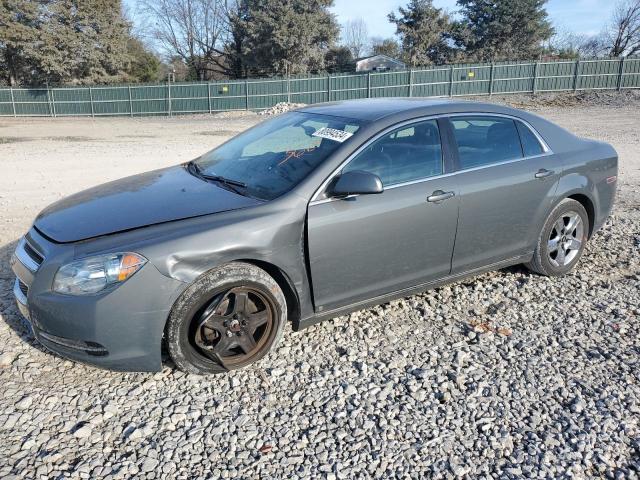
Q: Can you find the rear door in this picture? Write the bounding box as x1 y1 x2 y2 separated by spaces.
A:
447 115 560 273
307 119 459 313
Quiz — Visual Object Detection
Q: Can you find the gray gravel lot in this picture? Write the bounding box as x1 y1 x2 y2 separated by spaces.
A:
0 92 639 479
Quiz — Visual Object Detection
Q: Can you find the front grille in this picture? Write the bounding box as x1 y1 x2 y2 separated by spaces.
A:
23 241 44 266
18 279 28 297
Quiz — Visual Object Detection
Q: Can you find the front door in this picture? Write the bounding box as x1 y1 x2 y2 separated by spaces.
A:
307 119 459 313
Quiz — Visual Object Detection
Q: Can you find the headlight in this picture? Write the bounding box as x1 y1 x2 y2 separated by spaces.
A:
53 253 147 295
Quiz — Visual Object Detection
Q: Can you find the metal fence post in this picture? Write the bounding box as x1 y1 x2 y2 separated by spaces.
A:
367 72 371 98
9 87 16 117
167 80 172 117
409 69 413 97
533 61 540 94
89 86 94 117
128 85 133 117
245 80 249 110
617 57 626 91
327 74 331 102
50 88 57 117
449 66 454 97
573 59 581 92
287 75 291 103
489 63 495 95
45 85 52 117
207 83 212 114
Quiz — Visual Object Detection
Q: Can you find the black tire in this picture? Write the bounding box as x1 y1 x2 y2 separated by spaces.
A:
525 198 589 276
166 262 286 375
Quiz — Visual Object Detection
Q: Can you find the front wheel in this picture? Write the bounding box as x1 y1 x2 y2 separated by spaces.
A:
525 199 589 276
166 262 286 375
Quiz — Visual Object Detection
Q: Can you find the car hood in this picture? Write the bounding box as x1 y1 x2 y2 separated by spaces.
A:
34 165 262 243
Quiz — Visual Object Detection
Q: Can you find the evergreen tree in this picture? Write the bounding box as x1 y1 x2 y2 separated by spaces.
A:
0 0 45 85
126 38 163 83
232 0 340 76
454 0 554 61
388 0 453 66
0 0 133 85
73 0 132 83
324 46 353 72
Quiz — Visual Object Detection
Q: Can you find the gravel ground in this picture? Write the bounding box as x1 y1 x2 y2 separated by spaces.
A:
0 93 639 479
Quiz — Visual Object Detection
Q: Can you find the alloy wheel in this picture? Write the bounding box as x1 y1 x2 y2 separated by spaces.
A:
547 210 584 267
192 287 274 368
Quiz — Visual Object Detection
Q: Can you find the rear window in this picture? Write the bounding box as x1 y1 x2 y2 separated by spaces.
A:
517 121 545 157
451 116 523 170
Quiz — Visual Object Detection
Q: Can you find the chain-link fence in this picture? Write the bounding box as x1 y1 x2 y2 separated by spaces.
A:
2 58 639 117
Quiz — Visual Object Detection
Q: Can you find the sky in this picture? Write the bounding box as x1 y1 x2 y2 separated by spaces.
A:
334 0 612 38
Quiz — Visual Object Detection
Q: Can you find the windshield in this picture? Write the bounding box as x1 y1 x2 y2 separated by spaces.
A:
193 112 364 200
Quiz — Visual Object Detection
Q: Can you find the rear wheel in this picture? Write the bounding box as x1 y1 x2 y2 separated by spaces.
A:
166 262 286 375
525 198 589 276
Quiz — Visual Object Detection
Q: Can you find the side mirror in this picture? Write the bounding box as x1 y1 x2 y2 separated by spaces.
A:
331 170 384 197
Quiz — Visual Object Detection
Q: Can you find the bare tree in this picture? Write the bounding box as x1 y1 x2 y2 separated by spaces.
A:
547 27 607 58
342 18 370 58
138 0 235 80
605 0 640 56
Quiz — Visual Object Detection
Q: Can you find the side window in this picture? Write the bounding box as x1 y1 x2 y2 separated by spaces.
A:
342 119 443 186
451 116 523 170
516 121 545 157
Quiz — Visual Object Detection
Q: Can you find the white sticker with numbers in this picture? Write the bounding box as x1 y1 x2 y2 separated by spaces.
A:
312 127 354 143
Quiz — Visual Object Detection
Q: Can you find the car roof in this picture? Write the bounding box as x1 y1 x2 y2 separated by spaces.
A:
297 97 523 122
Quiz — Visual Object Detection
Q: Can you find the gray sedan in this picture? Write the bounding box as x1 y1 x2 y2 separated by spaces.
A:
11 99 618 374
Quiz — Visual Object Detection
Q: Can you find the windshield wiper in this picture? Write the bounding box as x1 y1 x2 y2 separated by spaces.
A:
187 161 248 194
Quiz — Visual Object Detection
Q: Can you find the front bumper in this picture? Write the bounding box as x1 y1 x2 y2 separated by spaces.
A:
11 230 187 372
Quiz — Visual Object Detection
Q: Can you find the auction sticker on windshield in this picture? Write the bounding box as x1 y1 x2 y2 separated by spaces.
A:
312 127 354 143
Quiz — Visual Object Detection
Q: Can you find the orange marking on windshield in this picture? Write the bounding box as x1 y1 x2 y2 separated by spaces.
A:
278 147 316 166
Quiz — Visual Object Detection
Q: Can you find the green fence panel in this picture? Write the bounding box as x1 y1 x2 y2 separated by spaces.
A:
91 85 131 116
170 83 209 114
11 88 50 116
536 61 576 92
331 73 368 101
492 62 536 94
52 87 92 116
451 64 492 96
412 67 450 97
621 58 640 88
291 75 328 104
247 78 288 110
131 84 169 115
578 59 620 90
370 70 409 98
0 89 13 115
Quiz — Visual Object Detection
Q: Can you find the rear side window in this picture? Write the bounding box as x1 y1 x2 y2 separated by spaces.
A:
450 117 523 170
343 119 443 186
516 121 545 157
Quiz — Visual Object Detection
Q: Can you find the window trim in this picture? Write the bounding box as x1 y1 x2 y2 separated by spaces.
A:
309 113 553 205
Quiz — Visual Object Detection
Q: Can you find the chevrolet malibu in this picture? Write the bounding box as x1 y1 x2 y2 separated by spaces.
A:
11 99 617 374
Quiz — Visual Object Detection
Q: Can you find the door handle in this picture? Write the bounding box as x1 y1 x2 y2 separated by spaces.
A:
534 168 555 179
427 190 455 203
